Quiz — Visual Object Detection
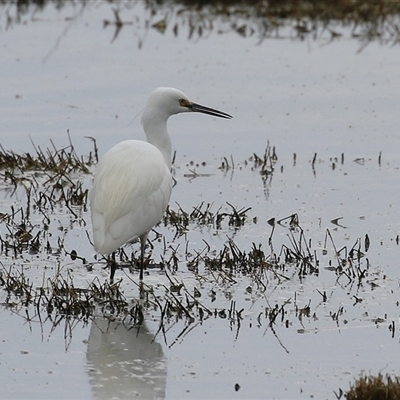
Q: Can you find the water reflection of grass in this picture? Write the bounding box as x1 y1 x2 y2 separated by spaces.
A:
0 139 375 341
0 138 397 396
3 0 400 47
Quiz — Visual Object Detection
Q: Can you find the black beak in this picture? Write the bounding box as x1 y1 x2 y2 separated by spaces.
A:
190 102 232 119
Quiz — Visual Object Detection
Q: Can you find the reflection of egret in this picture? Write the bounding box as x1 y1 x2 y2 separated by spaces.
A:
86 317 166 399
90 87 232 282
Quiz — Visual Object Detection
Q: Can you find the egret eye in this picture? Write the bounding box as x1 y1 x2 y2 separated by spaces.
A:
179 98 189 107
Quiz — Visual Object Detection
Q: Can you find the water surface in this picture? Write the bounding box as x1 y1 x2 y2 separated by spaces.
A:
1 2 400 399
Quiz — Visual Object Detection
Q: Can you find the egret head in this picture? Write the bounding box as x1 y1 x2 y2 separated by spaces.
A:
147 87 232 119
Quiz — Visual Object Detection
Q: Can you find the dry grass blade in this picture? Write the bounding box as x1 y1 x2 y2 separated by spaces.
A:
163 201 252 237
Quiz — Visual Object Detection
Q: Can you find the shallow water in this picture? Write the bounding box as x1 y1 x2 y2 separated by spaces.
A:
1 2 400 399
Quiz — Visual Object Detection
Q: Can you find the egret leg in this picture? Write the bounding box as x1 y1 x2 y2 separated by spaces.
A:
109 252 117 284
139 233 148 280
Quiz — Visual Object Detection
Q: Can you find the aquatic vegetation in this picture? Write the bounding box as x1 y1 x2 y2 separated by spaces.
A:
0 137 396 396
2 0 400 48
337 373 400 400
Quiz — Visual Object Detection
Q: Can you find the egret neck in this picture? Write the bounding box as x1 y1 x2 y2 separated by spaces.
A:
141 106 173 169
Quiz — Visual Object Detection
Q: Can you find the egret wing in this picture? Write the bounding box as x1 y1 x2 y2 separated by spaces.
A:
90 140 172 255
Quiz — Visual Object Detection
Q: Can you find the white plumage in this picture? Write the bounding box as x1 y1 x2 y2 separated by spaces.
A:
90 141 171 254
89 87 232 282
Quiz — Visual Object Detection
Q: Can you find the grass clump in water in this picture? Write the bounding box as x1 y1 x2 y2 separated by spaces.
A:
338 374 400 400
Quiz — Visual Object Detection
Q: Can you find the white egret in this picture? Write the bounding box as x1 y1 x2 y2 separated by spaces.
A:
90 87 232 282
